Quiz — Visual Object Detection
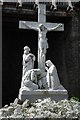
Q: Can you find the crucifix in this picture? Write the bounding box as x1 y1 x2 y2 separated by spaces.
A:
19 2 64 73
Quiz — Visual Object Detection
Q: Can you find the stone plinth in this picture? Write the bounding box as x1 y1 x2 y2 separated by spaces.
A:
19 89 68 102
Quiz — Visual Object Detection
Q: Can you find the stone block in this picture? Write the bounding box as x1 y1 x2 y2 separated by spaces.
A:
19 90 68 102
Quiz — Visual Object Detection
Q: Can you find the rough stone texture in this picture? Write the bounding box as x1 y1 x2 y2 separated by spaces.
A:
0 117 76 120
22 99 30 108
0 98 80 119
19 90 68 102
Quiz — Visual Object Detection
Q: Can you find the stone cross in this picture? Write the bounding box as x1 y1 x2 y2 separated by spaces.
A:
19 2 64 73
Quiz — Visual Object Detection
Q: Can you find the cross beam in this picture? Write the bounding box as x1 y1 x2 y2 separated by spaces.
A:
19 21 64 31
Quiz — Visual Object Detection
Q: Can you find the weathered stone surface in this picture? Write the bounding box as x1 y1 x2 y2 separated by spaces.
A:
13 104 22 116
22 99 30 108
0 98 80 119
3 105 8 109
19 90 68 102
0 117 79 120
13 98 19 106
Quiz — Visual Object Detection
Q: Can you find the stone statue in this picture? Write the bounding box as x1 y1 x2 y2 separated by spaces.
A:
22 46 35 76
66 0 73 11
51 0 73 11
18 1 68 102
22 22 63 72
21 69 41 91
38 76 48 89
45 60 65 90
51 0 57 10
38 24 49 71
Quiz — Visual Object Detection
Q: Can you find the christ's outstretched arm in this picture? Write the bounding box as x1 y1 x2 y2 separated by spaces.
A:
48 23 63 31
22 21 38 31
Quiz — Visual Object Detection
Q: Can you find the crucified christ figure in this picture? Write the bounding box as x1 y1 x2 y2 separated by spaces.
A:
22 22 63 72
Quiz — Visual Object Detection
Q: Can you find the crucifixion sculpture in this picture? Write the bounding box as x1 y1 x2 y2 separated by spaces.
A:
18 1 68 102
19 3 64 72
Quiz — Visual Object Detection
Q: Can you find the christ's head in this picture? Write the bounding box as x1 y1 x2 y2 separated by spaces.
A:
39 24 47 31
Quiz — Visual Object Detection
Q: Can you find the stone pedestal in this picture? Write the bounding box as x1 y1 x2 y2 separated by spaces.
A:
19 89 68 102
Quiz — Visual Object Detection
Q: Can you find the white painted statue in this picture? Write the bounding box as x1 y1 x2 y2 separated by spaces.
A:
38 24 49 71
21 45 48 91
22 46 35 76
22 22 62 72
35 0 73 11
21 69 41 91
51 0 73 11
18 1 68 102
45 60 65 90
38 76 48 89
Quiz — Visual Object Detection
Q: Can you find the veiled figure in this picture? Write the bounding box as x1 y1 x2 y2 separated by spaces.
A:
45 60 65 90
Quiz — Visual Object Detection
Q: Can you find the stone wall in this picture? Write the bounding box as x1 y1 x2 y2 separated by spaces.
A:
64 11 80 99
47 11 80 99
78 11 80 93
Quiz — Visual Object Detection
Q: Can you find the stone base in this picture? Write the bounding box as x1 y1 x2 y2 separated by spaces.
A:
19 89 68 102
